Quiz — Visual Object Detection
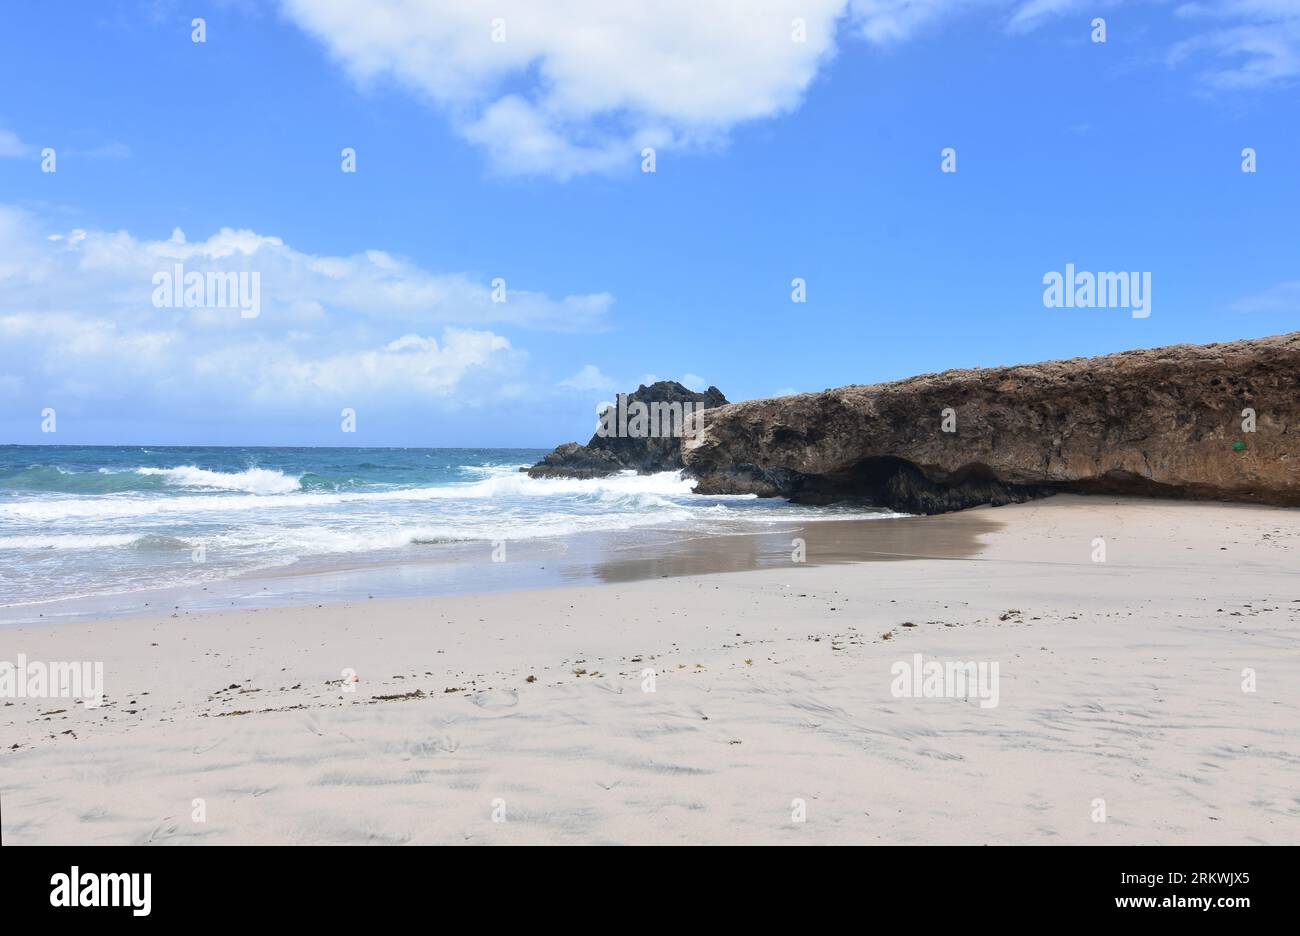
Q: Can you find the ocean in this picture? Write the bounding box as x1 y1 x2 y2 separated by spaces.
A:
0 446 898 620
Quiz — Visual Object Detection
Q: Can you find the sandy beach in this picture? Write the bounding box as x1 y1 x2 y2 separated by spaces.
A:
2 494 1296 845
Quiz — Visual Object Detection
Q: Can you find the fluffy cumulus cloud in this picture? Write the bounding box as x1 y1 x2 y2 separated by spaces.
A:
0 204 609 420
282 0 848 178
281 0 1300 179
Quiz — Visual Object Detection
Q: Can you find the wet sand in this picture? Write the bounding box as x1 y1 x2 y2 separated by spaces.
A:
0 507 993 626
2 495 1297 844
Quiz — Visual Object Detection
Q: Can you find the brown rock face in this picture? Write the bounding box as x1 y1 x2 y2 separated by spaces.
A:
682 333 1300 514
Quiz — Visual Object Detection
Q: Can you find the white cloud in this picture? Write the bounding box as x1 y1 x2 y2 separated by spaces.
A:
203 328 520 404
1228 280 1300 313
282 0 848 178
0 204 609 415
0 130 130 161
851 1 1300 88
849 0 987 44
848 0 1097 42
282 1 1297 180
560 368 710 395
1006 0 1089 34
0 129 33 158
0 207 610 333
558 364 616 392
1170 2 1300 88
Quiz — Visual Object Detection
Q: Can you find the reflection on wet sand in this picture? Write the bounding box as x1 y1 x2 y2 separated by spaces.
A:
586 510 1004 585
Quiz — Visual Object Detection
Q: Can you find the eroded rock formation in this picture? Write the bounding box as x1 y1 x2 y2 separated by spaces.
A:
682 333 1299 513
527 381 728 478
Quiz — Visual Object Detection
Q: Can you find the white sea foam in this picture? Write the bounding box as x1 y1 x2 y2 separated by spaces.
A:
0 469 704 522
0 533 147 551
133 465 303 494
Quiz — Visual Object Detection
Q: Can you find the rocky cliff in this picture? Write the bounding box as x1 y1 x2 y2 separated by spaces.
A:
527 381 728 478
682 333 1299 513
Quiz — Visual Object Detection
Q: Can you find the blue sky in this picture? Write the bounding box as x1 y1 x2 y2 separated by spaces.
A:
1 0 1297 446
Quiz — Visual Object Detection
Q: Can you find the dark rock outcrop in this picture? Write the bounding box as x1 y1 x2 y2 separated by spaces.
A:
526 442 626 480
527 382 728 479
682 333 1300 514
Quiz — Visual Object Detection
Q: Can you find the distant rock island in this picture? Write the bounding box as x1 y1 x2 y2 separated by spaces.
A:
683 332 1299 513
527 381 728 478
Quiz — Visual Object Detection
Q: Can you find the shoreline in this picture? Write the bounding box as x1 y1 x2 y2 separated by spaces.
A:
0 505 961 627
3 494 1297 844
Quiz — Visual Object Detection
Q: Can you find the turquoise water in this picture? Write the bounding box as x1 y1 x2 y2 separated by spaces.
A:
0 446 890 611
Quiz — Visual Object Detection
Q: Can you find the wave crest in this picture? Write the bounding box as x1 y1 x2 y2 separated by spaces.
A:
134 465 303 495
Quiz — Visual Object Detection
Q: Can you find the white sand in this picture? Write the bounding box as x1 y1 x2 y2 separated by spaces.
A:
2 495 1297 844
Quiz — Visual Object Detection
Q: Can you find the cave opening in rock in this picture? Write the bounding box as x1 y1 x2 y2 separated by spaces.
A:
790 456 1058 515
